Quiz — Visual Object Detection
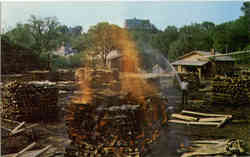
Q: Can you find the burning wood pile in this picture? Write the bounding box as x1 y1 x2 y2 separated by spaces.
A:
65 68 168 157
210 76 250 105
1 81 59 122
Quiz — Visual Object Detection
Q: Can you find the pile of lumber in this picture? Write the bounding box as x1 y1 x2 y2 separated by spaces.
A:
1 119 39 155
1 81 59 122
168 110 232 128
210 76 250 105
180 139 246 157
65 68 168 157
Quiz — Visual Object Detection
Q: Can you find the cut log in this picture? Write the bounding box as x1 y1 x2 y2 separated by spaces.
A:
168 119 220 126
171 114 198 121
32 145 52 157
13 142 36 157
3 151 36 157
191 140 224 144
199 117 227 122
182 110 232 118
10 122 25 135
11 124 39 135
2 146 51 157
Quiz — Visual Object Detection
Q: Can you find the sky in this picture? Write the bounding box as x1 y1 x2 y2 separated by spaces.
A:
1 1 244 32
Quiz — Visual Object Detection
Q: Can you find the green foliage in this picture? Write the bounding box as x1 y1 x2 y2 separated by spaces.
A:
5 23 34 49
236 45 250 64
27 15 62 54
38 51 86 70
168 39 187 61
241 2 250 17
151 26 178 56
86 22 122 65
71 33 89 52
148 2 250 62
68 52 86 68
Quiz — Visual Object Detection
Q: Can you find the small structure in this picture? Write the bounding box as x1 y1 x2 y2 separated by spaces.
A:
171 50 235 80
54 42 78 57
106 50 122 70
125 18 157 31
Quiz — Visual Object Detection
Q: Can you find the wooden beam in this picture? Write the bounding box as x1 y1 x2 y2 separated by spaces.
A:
191 140 223 144
171 114 198 121
182 110 232 118
13 142 36 157
10 122 25 135
2 145 51 157
11 124 39 135
168 119 220 126
32 145 52 157
199 117 226 122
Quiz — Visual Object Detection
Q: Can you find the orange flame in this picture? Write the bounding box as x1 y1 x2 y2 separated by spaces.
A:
115 29 158 105
73 67 93 104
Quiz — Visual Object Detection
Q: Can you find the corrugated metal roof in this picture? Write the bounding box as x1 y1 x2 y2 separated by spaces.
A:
171 60 209 66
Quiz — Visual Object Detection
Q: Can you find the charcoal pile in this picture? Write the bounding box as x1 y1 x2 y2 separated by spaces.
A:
209 76 250 105
1 81 59 122
65 68 168 157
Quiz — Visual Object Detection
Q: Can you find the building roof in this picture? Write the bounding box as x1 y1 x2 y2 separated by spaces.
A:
171 60 209 66
178 51 235 62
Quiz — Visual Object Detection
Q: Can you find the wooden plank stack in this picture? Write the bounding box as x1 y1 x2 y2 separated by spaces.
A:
210 76 250 105
1 80 59 122
65 68 168 157
169 110 232 128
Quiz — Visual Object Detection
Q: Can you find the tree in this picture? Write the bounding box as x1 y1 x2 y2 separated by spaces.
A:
87 22 121 65
28 15 61 54
5 23 34 49
71 33 89 52
151 26 179 56
168 39 185 61
241 2 250 40
241 2 250 17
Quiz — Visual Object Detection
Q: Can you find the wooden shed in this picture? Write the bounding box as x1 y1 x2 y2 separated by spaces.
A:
171 50 235 80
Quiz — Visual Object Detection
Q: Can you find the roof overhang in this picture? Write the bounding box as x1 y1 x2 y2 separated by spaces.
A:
171 60 209 66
